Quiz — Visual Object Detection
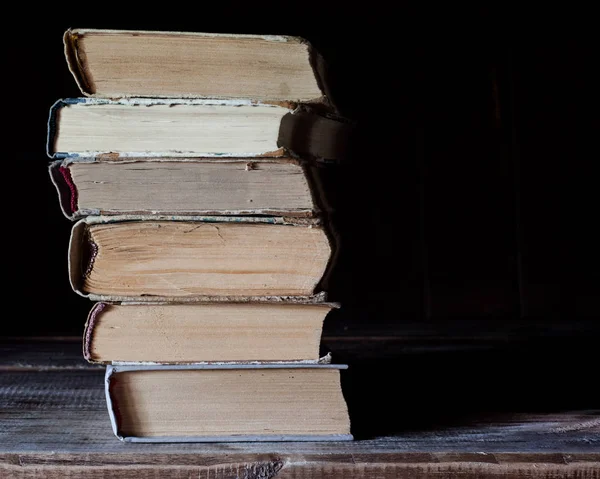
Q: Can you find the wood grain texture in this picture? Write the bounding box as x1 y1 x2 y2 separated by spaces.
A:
0 340 102 371
1 369 598 453
1 461 599 478
1 341 598 477
1 455 599 479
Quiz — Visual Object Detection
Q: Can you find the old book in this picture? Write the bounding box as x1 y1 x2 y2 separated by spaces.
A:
105 364 352 442
47 98 294 159
64 29 326 102
69 216 333 301
84 302 336 364
49 158 324 219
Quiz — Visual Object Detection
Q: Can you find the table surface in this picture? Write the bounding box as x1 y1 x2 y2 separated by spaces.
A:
1 339 598 478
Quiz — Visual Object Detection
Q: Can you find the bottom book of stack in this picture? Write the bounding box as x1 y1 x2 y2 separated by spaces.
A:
106 364 352 442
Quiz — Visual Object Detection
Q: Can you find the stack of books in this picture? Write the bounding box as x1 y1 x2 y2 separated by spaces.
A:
47 28 352 442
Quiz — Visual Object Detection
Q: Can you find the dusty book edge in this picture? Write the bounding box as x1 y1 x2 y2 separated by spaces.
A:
100 359 333 367
67 28 305 42
69 216 330 301
48 160 78 219
47 97 353 161
83 302 106 362
68 219 88 297
47 97 294 159
105 364 352 442
64 29 92 96
91 299 339 307
121 435 353 443
77 214 322 226
50 157 324 220
277 107 356 162
84 301 339 365
83 292 331 304
64 28 326 102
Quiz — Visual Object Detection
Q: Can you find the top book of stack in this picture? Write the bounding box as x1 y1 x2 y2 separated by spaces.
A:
64 29 328 103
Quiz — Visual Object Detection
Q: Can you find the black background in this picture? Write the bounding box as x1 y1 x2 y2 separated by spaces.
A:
4 7 599 434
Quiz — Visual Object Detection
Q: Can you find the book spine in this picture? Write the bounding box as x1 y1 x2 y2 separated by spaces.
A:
82 302 107 362
46 100 60 159
48 161 79 219
277 109 355 162
63 29 92 97
68 219 88 297
104 366 123 441
46 98 89 159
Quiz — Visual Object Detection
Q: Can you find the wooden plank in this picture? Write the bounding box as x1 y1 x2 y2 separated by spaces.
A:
1 454 599 478
3 406 599 455
0 340 100 371
1 369 598 455
1 461 600 479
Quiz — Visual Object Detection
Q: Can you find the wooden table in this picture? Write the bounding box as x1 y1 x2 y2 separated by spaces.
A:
1 339 598 478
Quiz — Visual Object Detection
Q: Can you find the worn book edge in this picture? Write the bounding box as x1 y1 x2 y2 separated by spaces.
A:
69 215 332 302
83 301 340 364
278 106 357 163
46 98 292 159
49 157 327 220
47 97 355 162
105 364 352 442
64 28 328 102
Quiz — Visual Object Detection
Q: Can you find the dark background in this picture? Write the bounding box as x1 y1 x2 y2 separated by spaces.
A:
4 8 599 435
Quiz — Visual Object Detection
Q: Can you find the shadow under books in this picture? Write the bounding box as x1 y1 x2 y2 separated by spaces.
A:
307 90 599 439
322 333 598 439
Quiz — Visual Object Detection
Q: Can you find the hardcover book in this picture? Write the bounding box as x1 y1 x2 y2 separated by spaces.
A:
47 98 292 159
84 301 337 364
64 29 328 102
68 215 334 301
49 157 327 219
47 97 351 162
105 364 352 442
